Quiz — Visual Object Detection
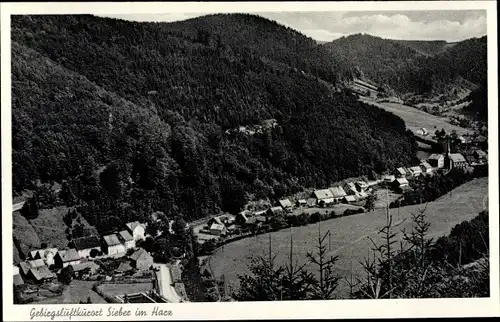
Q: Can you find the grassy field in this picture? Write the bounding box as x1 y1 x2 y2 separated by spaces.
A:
32 281 107 304
207 177 488 298
360 98 472 137
96 282 154 297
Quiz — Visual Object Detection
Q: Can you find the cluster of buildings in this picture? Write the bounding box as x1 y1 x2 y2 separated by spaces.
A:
13 221 147 287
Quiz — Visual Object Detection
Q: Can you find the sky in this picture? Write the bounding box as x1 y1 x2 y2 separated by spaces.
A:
103 10 486 42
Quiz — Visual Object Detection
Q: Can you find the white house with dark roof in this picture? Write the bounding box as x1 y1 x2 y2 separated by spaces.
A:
54 249 81 268
408 166 422 177
125 221 145 242
73 235 101 259
448 153 468 169
428 154 445 168
118 230 135 251
420 161 433 174
103 234 126 257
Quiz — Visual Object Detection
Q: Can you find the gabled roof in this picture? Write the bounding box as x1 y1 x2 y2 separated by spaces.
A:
383 175 396 181
209 223 225 231
210 217 224 226
126 221 143 232
428 154 444 160
19 262 31 275
395 178 409 185
313 189 334 200
30 266 55 280
278 199 292 208
449 153 466 163
73 235 101 251
297 199 307 204
103 234 122 246
118 230 134 242
237 212 249 222
59 249 80 262
130 248 153 262
396 167 407 175
329 186 347 198
306 198 317 206
409 166 422 172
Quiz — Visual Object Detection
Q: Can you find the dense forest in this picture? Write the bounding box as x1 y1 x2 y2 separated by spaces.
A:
322 34 487 95
11 14 420 233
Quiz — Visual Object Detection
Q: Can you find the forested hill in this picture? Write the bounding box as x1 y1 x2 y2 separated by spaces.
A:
322 33 487 95
11 14 418 234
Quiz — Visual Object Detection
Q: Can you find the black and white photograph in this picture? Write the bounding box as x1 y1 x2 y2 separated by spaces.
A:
2 1 498 320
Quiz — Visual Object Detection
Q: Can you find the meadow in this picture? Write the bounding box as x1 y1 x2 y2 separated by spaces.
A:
207 178 488 298
360 98 472 137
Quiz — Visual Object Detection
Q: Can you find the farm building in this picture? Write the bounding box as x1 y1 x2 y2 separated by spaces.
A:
393 178 409 188
312 189 334 200
268 206 284 216
129 249 154 270
408 166 422 177
126 221 146 242
343 195 357 203
396 167 407 177
447 153 468 169
209 223 227 236
420 161 433 174
474 149 488 161
28 266 56 283
73 235 102 259
118 230 135 251
54 249 81 268
355 181 369 191
344 182 358 195
329 186 347 201
245 216 266 228
103 234 126 257
296 199 307 207
278 199 293 209
428 154 445 168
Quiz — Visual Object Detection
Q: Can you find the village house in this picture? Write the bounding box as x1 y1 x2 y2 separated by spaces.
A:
306 198 317 207
408 166 422 177
118 230 135 251
28 248 58 267
329 186 347 202
18 262 32 277
54 249 81 268
278 199 293 210
296 199 307 207
313 189 335 205
27 258 46 269
383 175 396 183
129 248 154 270
474 149 488 162
268 206 284 216
355 181 369 192
420 161 433 174
245 216 266 229
428 154 445 168
73 235 101 259
126 221 146 242
396 167 407 178
393 177 410 191
236 210 251 225
209 223 227 236
28 265 56 284
103 234 126 257
447 153 468 169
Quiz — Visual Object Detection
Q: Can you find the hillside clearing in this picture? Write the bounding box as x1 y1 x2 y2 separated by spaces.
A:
207 177 488 298
360 98 472 137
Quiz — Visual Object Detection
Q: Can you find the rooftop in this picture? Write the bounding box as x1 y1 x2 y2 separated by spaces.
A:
313 189 334 200
329 186 347 198
59 249 80 262
103 234 122 246
118 230 134 242
278 199 292 208
450 153 466 163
